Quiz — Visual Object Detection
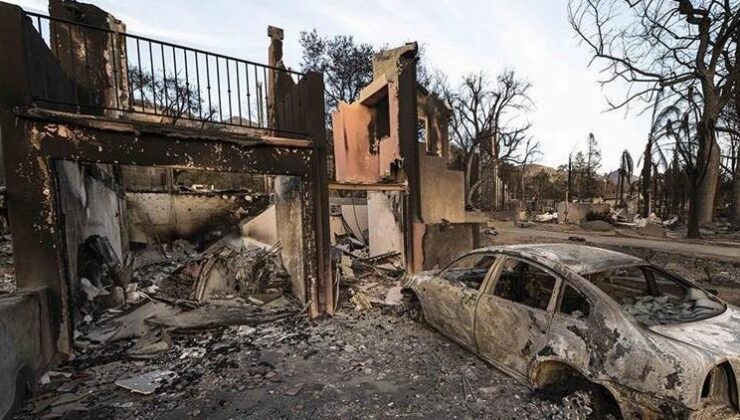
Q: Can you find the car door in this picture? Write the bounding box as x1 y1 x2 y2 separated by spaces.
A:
475 256 561 378
422 252 499 352
547 282 594 374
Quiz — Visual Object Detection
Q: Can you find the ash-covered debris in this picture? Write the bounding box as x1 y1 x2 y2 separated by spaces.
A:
17 224 305 418
16 307 600 420
66 228 299 369
332 229 405 312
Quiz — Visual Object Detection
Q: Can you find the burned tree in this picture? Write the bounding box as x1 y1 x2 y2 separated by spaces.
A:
639 93 677 217
617 150 634 207
127 66 218 123
719 89 740 225
439 70 535 208
569 0 740 237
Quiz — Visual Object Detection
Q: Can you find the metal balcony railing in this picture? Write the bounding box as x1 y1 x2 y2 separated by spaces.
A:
24 11 306 135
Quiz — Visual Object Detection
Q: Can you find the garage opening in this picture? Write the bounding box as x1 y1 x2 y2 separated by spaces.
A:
52 160 308 348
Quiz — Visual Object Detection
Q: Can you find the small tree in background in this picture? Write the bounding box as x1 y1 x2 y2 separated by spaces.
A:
128 66 218 124
299 30 374 124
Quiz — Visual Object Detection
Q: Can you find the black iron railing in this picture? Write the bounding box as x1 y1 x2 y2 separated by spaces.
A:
24 11 306 135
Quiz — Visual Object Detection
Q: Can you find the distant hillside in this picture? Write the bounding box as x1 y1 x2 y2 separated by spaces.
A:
522 164 559 178
513 164 639 186
606 169 639 185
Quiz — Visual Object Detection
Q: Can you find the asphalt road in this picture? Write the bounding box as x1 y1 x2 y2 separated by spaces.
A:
494 224 740 262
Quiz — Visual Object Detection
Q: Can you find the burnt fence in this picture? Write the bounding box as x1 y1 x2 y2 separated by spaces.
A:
23 12 306 135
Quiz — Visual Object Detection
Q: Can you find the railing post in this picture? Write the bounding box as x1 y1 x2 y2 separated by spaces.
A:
48 0 128 117
267 25 283 130
300 71 332 316
0 2 33 196
0 3 32 110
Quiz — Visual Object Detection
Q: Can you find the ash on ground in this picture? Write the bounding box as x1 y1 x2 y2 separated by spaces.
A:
16 307 604 420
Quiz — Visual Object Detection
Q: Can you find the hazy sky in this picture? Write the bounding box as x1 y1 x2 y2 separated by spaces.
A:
10 0 653 170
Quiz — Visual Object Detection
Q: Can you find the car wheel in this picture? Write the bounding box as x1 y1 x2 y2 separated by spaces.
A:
557 379 622 419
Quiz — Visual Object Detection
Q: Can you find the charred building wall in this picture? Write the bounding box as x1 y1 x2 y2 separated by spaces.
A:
0 3 332 416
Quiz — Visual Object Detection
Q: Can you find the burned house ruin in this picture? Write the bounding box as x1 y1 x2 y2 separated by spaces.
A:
0 14 491 412
330 43 484 273
0 1 333 415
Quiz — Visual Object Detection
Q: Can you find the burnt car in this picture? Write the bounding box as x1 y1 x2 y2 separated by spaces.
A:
402 243 739 419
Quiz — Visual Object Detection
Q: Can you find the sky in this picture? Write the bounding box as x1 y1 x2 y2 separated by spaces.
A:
9 0 654 171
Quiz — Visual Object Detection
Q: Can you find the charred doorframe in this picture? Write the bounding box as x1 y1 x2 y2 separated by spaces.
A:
1 109 328 353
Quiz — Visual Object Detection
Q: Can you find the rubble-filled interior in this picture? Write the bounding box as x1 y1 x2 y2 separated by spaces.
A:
330 190 406 311
50 161 313 363
586 266 726 326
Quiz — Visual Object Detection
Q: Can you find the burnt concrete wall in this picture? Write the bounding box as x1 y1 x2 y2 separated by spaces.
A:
332 102 379 183
418 144 466 224
49 0 129 114
417 91 451 159
274 176 305 302
240 204 277 245
0 289 54 420
413 222 479 271
126 191 269 244
120 165 270 193
368 191 404 260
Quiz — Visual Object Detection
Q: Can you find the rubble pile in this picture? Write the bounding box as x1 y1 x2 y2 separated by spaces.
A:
161 238 290 304
66 232 299 386
333 231 405 312
621 289 724 326
534 210 558 223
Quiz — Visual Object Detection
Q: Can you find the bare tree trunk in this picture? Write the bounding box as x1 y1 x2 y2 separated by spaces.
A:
687 122 720 238
687 186 701 238
732 167 740 226
640 143 652 217
694 135 720 226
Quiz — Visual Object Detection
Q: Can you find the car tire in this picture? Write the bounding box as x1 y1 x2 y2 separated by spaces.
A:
551 377 622 420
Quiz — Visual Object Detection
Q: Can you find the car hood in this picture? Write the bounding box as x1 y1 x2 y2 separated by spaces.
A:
649 306 740 355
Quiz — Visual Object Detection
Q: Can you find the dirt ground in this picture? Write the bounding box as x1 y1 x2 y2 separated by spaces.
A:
15 304 603 420
486 224 740 288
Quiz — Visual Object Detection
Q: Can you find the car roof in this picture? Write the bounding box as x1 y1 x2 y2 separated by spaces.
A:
479 243 646 275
